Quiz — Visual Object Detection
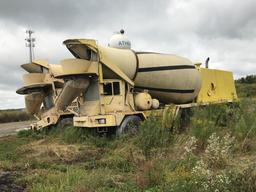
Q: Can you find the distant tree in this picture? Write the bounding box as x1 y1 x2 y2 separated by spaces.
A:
236 75 256 84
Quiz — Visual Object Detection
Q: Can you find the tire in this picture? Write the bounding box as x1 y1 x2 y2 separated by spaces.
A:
179 108 192 132
116 115 141 136
57 117 73 129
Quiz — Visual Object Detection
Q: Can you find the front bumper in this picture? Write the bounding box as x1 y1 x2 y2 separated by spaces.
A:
74 115 116 128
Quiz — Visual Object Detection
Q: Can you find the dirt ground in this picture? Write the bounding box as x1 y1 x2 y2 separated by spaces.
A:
0 121 33 191
0 121 32 137
0 172 26 192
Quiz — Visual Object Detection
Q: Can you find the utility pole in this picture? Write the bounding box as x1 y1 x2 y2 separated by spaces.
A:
25 30 35 63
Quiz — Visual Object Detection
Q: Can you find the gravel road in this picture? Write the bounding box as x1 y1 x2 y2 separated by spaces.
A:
0 121 32 137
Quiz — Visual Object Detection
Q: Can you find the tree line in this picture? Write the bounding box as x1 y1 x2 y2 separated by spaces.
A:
236 74 256 84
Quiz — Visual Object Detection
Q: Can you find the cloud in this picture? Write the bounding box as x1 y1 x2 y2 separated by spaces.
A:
0 0 255 108
0 0 169 33
166 0 256 39
0 90 24 109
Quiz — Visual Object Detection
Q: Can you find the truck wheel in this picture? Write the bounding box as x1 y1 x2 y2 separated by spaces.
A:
57 117 73 129
179 108 192 132
116 115 141 136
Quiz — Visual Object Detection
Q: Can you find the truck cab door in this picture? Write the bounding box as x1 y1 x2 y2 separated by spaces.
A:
103 81 124 112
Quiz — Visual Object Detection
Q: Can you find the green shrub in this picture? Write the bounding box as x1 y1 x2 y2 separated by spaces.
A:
189 106 220 148
17 129 34 137
161 178 201 192
236 83 256 98
100 155 134 172
17 129 44 140
228 164 256 192
222 99 256 151
61 126 88 144
136 115 172 159
37 125 91 144
188 101 255 149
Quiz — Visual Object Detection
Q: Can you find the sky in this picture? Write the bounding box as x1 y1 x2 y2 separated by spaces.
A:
0 0 255 109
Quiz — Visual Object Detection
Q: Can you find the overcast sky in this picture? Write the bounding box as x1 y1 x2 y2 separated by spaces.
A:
0 0 255 109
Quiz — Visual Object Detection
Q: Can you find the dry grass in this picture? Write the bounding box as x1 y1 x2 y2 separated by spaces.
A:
20 139 81 162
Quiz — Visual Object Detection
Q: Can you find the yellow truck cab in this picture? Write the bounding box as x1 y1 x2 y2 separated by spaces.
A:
74 78 146 135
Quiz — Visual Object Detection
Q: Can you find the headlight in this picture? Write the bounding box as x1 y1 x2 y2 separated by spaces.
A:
98 118 106 124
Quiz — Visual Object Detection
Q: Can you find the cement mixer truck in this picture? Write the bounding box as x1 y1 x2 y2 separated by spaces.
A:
17 60 79 129
17 30 237 134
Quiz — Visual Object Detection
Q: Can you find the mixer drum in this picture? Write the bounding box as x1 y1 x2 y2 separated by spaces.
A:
134 53 201 104
99 46 201 104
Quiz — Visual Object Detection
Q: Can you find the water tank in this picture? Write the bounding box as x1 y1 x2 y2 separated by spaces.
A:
134 92 152 110
108 29 131 49
152 99 160 109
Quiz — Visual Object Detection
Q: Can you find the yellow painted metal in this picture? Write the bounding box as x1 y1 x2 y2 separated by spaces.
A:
134 53 201 104
98 62 104 83
56 59 98 77
64 38 201 104
64 39 134 86
74 111 147 128
32 60 50 68
63 39 98 53
143 104 177 118
98 63 106 115
17 59 79 128
21 60 50 73
99 54 135 86
74 114 116 128
49 64 63 77
55 79 90 111
17 37 239 131
25 92 45 115
16 73 52 95
23 73 47 85
98 45 137 80
32 112 60 130
196 68 238 103
53 59 100 111
134 92 152 110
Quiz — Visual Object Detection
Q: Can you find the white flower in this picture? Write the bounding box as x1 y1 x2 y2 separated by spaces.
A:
183 136 198 158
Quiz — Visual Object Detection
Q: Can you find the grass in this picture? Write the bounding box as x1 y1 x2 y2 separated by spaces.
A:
1 81 256 191
26 167 133 192
0 137 31 162
236 82 256 98
0 98 253 192
136 115 172 159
